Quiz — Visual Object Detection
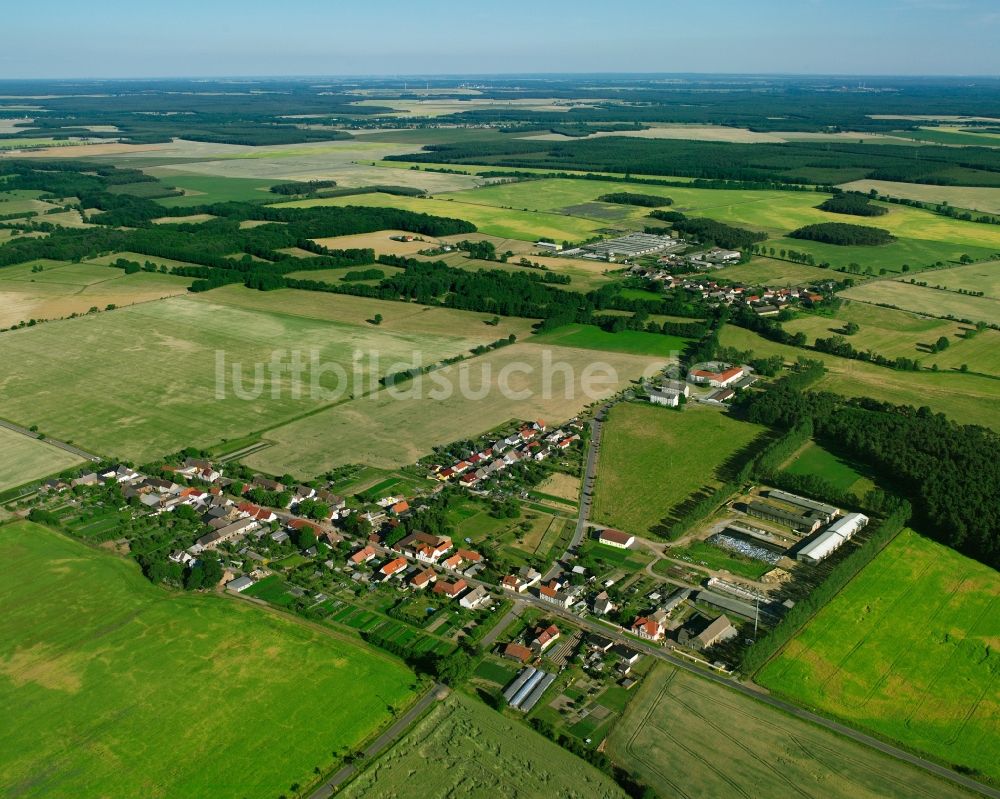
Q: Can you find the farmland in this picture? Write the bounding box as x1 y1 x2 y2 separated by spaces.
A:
783 440 872 494
716 256 829 286
919 259 1000 297
245 341 666 476
591 403 766 537
0 520 417 799
0 259 192 328
718 325 1000 430
531 323 690 357
607 663 975 799
839 179 1000 216
0 291 498 462
341 691 625 799
757 529 1000 781
842 279 1000 326
0 429 82 491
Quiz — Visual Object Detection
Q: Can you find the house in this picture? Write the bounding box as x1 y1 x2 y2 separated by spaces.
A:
397 532 453 563
237 502 277 524
433 578 468 599
695 615 738 649
611 644 641 665
662 587 691 614
103 465 139 484
349 545 377 565
316 490 346 512
648 388 680 407
441 553 463 570
288 518 323 537
195 517 257 551
598 529 635 549
459 585 491 609
227 575 255 593
455 548 483 564
531 624 560 652
71 472 100 488
538 583 572 608
389 500 410 516
631 616 665 641
705 387 735 404
588 634 615 653
380 556 409 578
502 566 541 593
410 568 437 589
503 643 534 663
593 591 616 616
253 476 284 492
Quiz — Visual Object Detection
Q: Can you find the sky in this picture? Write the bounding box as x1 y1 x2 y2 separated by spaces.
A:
4 0 999 79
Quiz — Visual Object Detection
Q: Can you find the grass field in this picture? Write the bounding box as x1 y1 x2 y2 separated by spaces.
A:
0 292 501 462
783 301 968 362
716 257 830 286
662 539 773 580
274 192 606 242
245 341 666 476
783 440 871 494
842 279 1000 326
0 429 83 491
0 521 416 799
718 325 1000 430
757 529 1000 781
607 663 975 799
532 323 689 357
911 259 1000 298
341 691 625 799
591 403 766 536
839 179 1000 216
0 258 192 328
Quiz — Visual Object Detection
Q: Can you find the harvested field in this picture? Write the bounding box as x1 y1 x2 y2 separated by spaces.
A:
0 428 83 491
839 179 1000 215
841 279 1000 326
718 257 829 286
310 229 440 255
537 471 582 502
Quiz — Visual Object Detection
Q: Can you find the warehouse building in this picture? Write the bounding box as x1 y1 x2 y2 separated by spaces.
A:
744 500 822 534
767 489 840 523
797 512 869 564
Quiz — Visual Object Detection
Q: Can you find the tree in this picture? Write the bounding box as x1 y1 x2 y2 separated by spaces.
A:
934 335 950 352
372 313 383 325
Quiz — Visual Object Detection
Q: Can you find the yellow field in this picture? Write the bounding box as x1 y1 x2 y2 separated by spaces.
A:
310 229 441 256
839 179 1000 215
245 342 667 476
842 280 1000 326
537 471 582 501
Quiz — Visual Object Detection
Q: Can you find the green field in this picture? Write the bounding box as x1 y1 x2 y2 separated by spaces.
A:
0 258 192 329
341 691 625 799
716 257 829 286
0 291 496 462
592 403 766 536
663 539 772 580
152 173 279 206
607 663 976 799
0 428 83 491
245 341 666 476
920 259 1000 297
839 179 1000 216
758 529 1000 781
842 279 1000 326
0 521 416 799
718 325 1000 431
532 323 689 357
783 440 871 493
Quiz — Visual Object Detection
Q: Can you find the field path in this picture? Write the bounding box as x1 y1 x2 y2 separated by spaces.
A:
0 417 101 463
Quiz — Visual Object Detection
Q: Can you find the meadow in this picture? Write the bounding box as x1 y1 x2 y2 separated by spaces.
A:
0 429 82 491
839 179 1000 215
244 341 666 476
757 529 1000 781
340 691 625 799
718 325 1000 430
911 259 1000 297
0 291 498 463
591 403 766 536
716 256 829 286
0 258 192 328
842 279 1000 326
783 440 872 494
607 663 976 799
0 521 417 799
531 323 689 357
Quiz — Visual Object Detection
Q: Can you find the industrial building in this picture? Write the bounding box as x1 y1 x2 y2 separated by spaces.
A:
767 490 840 524
797 512 869 564
576 232 677 260
744 500 823 534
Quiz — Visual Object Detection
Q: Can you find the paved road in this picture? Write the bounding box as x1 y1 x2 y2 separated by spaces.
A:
0 418 101 463
308 683 446 799
479 603 521 649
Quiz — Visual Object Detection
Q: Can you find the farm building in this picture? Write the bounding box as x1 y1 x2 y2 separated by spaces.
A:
767 490 840 523
598 529 635 549
577 232 677 260
744 500 822 534
797 512 869 564
648 388 681 407
688 365 746 388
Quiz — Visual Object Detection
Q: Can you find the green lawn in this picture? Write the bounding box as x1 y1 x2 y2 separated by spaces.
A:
0 521 417 799
592 403 766 537
533 323 689 357
340 691 625 798
758 529 1000 781
0 428 83 491
783 440 870 493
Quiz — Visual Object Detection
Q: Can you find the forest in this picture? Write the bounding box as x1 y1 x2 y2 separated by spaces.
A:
597 192 673 207
816 192 888 217
649 210 768 249
788 222 895 246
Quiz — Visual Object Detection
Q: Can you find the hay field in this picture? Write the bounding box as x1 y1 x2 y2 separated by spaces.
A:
917 259 1000 297
0 259 192 328
758 529 1000 781
717 257 829 286
842 280 1000 326
532 323 689 357
839 179 1000 215
592 403 766 537
719 325 1000 430
245 342 666 476
0 521 416 799
341 691 624 798
0 293 490 462
538 471 582 502
607 663 974 799
0 429 83 491
310 229 441 256
275 192 605 242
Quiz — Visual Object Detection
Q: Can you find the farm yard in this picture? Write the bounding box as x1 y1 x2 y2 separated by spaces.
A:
0 291 496 462
591 403 766 537
607 664 975 799
340 691 626 799
0 429 82 492
0 258 192 329
244 341 666 476
841 278 1000 327
757 529 1000 781
0 521 417 799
